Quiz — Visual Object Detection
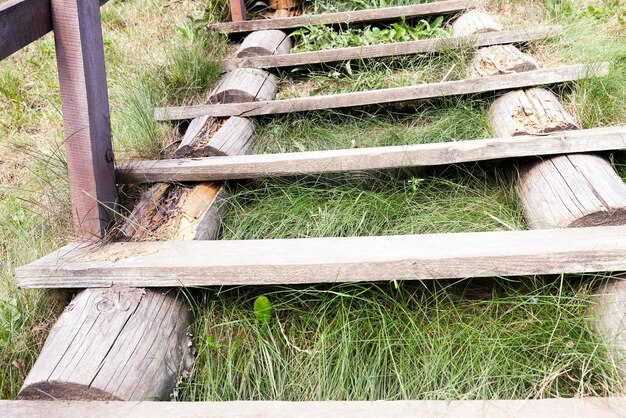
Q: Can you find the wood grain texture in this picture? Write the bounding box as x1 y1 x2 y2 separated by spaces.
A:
155 63 609 120
2 398 626 418
0 0 52 60
236 29 292 58
17 286 193 400
520 155 626 228
224 26 559 71
451 10 501 37
209 68 278 103
52 0 117 238
14 225 626 288
211 0 476 34
595 278 626 375
0 0 107 60
229 0 246 22
116 126 626 183
488 88 626 229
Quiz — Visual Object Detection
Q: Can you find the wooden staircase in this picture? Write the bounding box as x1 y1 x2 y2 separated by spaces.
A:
3 0 626 414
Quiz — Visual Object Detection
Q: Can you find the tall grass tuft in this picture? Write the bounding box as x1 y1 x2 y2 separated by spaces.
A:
179 276 623 401
220 166 523 239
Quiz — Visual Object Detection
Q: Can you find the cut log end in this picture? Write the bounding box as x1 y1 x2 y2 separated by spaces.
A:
470 45 539 77
236 30 293 58
451 10 501 37
176 116 255 158
519 154 626 230
17 383 120 401
209 68 278 104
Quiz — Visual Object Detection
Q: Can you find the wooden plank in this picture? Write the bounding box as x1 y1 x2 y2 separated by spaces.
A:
116 126 626 183
154 63 609 120
2 398 626 418
0 0 52 60
224 26 560 70
52 0 117 238
0 0 107 60
14 225 626 288
211 0 476 34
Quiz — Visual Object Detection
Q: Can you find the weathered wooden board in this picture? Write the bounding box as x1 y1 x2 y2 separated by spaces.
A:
211 0 476 34
2 398 626 418
155 63 609 120
52 0 117 238
116 126 626 183
14 225 626 288
224 26 559 71
0 0 107 60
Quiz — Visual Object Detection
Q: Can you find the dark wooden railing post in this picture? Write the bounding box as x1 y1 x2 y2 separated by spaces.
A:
229 0 247 21
52 0 116 238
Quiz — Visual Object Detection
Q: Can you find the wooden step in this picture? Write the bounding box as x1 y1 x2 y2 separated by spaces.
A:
2 397 626 418
224 26 560 71
117 126 626 183
14 225 626 288
154 63 609 120
210 0 476 34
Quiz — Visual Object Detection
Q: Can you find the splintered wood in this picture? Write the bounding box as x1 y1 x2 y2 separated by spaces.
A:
176 116 254 157
489 88 579 136
470 45 539 76
118 182 225 241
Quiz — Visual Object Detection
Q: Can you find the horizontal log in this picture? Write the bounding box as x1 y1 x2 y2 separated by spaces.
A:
223 26 560 71
116 126 626 183
2 398 626 418
210 0 476 34
14 225 626 288
154 63 609 120
17 287 193 401
0 0 107 60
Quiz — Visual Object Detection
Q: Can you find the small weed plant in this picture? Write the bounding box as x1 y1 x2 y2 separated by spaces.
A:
291 17 450 52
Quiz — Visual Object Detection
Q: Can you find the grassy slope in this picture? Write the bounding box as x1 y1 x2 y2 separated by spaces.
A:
182 0 626 401
0 0 624 401
0 0 217 398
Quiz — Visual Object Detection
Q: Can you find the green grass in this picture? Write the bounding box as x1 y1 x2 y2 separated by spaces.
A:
252 100 491 153
291 17 450 52
220 166 523 239
1 0 626 402
0 0 219 398
279 46 473 98
179 276 623 401
308 0 433 13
